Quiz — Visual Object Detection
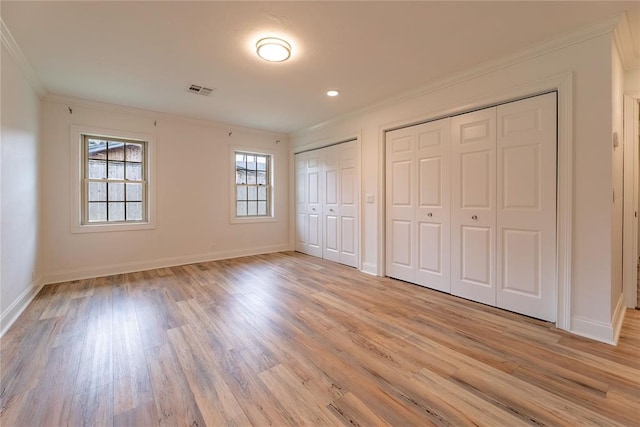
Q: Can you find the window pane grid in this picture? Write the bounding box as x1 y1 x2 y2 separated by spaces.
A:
84 136 146 223
235 151 271 218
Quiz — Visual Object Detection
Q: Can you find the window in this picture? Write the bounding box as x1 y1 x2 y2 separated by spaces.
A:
234 151 272 218
82 134 147 224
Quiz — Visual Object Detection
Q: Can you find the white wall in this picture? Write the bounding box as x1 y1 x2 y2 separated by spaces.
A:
0 44 42 334
291 31 620 342
41 96 289 283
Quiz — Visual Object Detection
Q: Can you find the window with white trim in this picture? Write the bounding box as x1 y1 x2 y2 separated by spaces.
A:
82 135 148 224
234 151 272 217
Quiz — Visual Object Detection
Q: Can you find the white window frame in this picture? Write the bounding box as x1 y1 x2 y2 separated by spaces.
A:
230 146 276 224
71 125 156 233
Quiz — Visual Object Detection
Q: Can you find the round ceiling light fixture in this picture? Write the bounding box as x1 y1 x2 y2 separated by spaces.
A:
256 37 291 62
327 90 340 97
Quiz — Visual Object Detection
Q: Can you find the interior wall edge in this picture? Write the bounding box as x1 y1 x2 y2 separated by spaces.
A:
610 293 627 345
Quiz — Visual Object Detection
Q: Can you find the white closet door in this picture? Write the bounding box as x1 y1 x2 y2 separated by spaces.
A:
295 153 308 253
386 118 450 289
415 118 451 292
339 141 359 267
451 107 497 306
323 145 340 262
386 128 416 282
306 150 323 258
496 93 557 321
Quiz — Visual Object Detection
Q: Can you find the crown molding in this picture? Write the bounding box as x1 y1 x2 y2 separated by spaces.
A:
613 12 640 71
0 18 47 98
293 13 623 137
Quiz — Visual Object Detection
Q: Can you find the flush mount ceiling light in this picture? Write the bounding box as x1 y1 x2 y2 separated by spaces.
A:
256 37 291 62
327 90 340 97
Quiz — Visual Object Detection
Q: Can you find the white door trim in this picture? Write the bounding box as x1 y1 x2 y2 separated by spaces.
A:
623 91 640 308
378 72 574 332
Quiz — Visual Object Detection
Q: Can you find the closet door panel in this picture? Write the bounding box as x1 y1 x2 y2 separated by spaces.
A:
323 146 340 262
386 130 416 282
325 216 339 255
418 157 442 206
306 150 323 257
341 216 356 259
391 220 413 270
295 153 308 253
460 151 492 209
418 222 442 274
339 141 358 267
497 92 556 321
415 118 451 292
460 225 492 285
451 108 497 306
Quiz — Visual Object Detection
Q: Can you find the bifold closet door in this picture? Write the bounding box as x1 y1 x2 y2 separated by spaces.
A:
338 141 358 268
295 153 308 253
386 127 417 282
305 149 323 258
496 93 556 322
386 92 556 321
323 141 359 267
451 107 497 306
296 141 359 267
386 118 451 291
323 146 340 263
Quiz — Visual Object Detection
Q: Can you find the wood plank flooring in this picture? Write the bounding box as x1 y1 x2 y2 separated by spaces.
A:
1 251 639 426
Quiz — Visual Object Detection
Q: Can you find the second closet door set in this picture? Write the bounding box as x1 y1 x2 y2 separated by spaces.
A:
386 93 557 321
295 141 359 268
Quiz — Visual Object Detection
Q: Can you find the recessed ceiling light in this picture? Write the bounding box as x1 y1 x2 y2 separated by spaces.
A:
256 37 291 62
327 90 340 97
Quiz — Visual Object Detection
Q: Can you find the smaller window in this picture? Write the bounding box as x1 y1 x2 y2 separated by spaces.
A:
234 151 272 218
82 135 148 224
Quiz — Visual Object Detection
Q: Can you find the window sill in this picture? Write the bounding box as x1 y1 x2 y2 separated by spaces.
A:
230 216 277 225
71 221 156 234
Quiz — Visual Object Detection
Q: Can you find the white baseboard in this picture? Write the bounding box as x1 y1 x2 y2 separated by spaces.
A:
571 315 616 345
0 277 44 338
43 244 290 285
361 262 378 276
570 293 627 346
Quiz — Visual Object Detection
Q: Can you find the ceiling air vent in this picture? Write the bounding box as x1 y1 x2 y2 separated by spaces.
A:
186 84 215 96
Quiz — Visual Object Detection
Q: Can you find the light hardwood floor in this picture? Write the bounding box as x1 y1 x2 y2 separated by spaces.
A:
1 252 639 426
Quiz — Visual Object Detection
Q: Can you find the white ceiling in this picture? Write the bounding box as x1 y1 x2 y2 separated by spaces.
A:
2 1 639 133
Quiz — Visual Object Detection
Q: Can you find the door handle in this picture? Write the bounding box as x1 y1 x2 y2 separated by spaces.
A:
329 209 335 212
472 215 478 220
311 208 316 211
427 212 433 217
